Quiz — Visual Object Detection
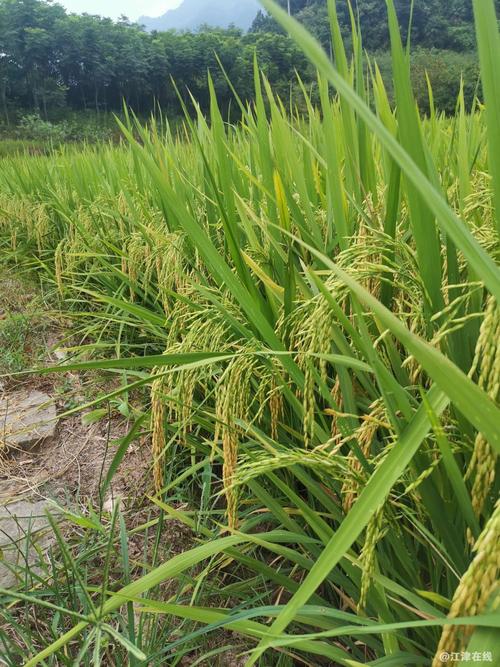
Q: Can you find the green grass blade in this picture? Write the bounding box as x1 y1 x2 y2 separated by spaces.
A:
259 0 500 302
24 536 247 666
246 384 449 664
473 0 500 234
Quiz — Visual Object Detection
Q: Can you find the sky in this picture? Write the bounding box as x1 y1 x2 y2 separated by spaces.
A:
57 1 183 21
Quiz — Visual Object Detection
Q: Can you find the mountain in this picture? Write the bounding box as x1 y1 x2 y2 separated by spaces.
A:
139 0 261 32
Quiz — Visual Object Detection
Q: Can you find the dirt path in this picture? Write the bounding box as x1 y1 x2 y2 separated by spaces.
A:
0 275 150 589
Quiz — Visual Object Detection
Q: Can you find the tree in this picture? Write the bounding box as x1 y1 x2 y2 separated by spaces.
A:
0 0 494 122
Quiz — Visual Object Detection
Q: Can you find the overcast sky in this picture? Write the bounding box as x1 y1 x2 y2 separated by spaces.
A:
57 1 183 21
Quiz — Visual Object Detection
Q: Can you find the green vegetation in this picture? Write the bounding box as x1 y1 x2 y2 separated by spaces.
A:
0 0 310 121
0 312 39 373
256 0 493 51
0 0 494 125
0 1 499 666
0 275 48 373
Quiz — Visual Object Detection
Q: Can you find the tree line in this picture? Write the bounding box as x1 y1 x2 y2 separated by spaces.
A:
0 0 495 125
257 0 491 52
0 0 312 122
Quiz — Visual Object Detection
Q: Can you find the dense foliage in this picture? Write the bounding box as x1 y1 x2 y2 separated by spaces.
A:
0 1 499 665
253 0 497 51
0 0 493 122
0 0 310 120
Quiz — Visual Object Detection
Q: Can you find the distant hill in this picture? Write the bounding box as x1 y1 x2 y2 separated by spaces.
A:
139 0 261 32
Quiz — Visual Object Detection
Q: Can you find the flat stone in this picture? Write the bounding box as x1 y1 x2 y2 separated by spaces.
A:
0 390 57 452
53 348 68 361
0 500 58 589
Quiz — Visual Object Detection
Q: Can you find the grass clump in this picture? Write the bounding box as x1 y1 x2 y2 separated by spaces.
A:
0 312 38 374
0 277 49 375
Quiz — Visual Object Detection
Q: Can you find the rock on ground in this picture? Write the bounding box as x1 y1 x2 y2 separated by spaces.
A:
0 499 58 589
0 390 58 452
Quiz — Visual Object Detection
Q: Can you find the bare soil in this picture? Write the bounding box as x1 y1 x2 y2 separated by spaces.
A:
0 273 156 527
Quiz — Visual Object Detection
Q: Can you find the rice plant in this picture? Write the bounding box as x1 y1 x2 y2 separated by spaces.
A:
0 1 499 665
